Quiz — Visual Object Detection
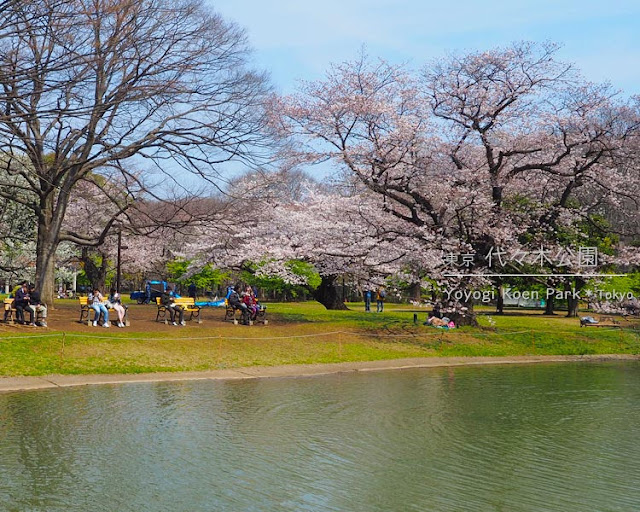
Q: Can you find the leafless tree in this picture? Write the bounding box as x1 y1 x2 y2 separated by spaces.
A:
0 0 273 302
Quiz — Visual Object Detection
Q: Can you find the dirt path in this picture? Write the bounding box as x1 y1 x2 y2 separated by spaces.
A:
1 300 238 333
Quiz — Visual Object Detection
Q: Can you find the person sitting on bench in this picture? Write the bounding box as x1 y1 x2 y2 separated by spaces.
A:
228 286 250 325
14 281 30 325
243 286 260 321
89 288 110 327
27 283 48 327
108 288 126 328
161 286 185 326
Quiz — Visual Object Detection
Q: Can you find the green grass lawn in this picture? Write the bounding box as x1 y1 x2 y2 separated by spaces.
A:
1 301 639 377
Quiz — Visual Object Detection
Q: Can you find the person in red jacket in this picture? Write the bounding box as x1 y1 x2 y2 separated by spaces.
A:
242 286 259 321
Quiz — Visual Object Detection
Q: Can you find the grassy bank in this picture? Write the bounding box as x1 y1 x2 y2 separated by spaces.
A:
1 301 639 377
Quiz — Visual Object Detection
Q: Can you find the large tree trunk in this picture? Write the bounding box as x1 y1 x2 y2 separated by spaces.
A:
81 247 108 293
408 282 421 302
35 239 57 308
313 275 349 310
495 280 504 314
35 195 61 307
566 278 584 318
544 294 556 315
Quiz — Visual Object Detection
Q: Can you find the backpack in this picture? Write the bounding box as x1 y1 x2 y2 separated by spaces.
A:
379 289 386 299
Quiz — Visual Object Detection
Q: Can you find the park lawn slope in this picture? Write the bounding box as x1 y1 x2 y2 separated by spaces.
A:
0 301 639 377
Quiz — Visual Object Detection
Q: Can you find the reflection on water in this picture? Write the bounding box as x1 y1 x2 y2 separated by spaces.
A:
1 361 639 511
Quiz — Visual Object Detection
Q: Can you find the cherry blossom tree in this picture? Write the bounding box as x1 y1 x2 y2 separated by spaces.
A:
274 43 640 321
179 169 424 309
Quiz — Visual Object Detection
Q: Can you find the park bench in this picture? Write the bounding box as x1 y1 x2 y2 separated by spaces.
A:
3 297 46 325
224 299 268 325
155 297 202 324
78 296 130 326
579 315 622 328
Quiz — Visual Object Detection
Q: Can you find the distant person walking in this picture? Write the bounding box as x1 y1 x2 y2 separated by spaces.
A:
144 281 151 304
364 288 372 312
188 282 197 300
376 287 386 313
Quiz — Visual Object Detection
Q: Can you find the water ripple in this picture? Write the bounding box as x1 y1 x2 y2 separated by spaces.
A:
0 362 639 511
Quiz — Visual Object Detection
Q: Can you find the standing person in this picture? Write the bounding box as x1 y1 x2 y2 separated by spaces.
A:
14 281 29 324
188 282 197 300
364 288 372 312
89 288 110 327
161 286 185 326
376 287 386 313
27 283 48 327
144 281 151 304
108 288 127 328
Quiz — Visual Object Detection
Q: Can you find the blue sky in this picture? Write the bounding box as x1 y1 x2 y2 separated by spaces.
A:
207 0 640 97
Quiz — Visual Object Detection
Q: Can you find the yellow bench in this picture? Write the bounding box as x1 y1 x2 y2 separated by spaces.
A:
156 297 201 324
79 296 130 326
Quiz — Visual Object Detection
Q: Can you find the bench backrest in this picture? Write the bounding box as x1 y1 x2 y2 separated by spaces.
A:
79 296 107 306
157 297 195 306
4 298 14 310
173 297 195 306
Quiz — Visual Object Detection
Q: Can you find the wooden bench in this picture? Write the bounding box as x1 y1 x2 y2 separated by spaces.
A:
224 299 268 325
4 297 46 325
580 315 621 328
156 297 201 324
79 296 130 326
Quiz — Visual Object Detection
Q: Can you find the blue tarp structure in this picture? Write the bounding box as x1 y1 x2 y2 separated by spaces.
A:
195 299 226 307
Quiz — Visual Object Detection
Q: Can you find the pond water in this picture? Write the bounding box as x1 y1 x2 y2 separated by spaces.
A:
1 361 639 511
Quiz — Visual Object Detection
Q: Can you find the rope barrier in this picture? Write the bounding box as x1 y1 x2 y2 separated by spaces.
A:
60 331 354 341
0 333 66 340
0 330 359 342
0 326 635 342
